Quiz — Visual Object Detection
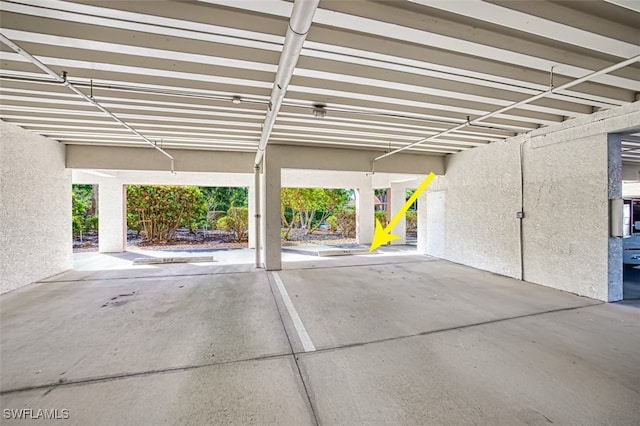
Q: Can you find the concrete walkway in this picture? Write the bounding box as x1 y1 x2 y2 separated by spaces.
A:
1 248 639 425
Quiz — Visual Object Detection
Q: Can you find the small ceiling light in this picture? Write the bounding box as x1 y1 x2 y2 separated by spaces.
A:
232 96 241 104
312 104 326 118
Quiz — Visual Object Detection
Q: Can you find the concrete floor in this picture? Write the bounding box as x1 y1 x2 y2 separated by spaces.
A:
1 248 639 425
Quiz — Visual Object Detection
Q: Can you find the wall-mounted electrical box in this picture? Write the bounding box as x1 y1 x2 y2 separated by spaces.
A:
610 198 623 238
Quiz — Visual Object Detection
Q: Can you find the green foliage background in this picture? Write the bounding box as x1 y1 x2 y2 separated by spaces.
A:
280 188 349 239
74 183 415 245
217 207 249 242
72 184 98 237
126 185 207 243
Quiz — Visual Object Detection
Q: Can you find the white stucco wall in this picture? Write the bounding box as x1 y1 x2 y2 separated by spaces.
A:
426 134 612 300
521 133 610 300
0 121 72 293
427 139 522 278
425 103 640 301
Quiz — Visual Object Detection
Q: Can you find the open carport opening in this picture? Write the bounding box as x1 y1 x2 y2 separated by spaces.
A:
125 185 250 250
373 187 419 244
280 187 354 245
70 182 253 253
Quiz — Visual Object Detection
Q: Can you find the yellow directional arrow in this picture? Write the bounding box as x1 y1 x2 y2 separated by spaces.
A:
369 172 436 252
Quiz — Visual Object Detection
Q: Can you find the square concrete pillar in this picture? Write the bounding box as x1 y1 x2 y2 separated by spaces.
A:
390 182 407 245
248 184 256 249
98 181 126 253
608 133 623 302
260 154 281 270
356 185 374 245
417 190 427 254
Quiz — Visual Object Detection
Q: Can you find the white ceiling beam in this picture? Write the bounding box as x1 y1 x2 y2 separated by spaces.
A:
207 0 640 91
1 29 278 73
2 0 284 44
411 0 639 59
604 0 640 13
0 31 590 117
0 52 274 90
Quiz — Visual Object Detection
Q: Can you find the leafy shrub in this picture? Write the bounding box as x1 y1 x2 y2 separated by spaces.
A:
127 185 206 243
72 184 98 237
375 210 389 228
406 210 417 234
217 207 249 242
326 215 339 233
85 216 99 232
334 208 356 238
206 211 226 230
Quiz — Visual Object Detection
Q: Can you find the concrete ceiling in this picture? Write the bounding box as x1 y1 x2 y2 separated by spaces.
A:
1 0 639 159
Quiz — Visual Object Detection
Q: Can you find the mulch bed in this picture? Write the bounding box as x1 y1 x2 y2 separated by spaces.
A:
72 228 357 253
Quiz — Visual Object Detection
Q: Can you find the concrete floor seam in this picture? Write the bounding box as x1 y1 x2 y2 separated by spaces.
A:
285 258 436 272
292 301 605 358
0 351 293 396
266 271 321 426
35 269 259 284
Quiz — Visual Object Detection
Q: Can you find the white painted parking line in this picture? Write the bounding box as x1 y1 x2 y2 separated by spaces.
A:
272 271 316 352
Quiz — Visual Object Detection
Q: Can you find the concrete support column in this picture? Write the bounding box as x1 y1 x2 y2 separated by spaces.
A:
608 133 623 302
390 182 407 245
248 184 256 249
417 190 427 254
99 181 126 253
356 184 374 245
260 154 281 270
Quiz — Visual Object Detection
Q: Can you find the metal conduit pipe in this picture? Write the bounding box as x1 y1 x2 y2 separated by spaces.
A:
374 53 640 162
254 164 262 269
253 0 319 167
0 32 176 172
252 0 318 269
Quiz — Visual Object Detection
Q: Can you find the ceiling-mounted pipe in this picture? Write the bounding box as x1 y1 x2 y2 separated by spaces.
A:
0 32 176 172
374 53 640 162
254 0 320 167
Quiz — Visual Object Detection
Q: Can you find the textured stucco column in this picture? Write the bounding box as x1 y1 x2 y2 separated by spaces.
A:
390 182 407 245
260 155 281 270
248 184 256 249
417 190 427 254
99 181 126 253
356 185 374 245
1 121 72 293
608 133 623 302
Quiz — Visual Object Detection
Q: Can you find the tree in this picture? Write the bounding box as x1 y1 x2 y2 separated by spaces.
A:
309 189 349 234
280 188 306 240
280 188 349 239
201 187 248 212
126 185 206 243
72 184 98 237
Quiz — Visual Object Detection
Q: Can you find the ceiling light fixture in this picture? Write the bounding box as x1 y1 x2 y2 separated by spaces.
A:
232 96 242 104
312 104 326 118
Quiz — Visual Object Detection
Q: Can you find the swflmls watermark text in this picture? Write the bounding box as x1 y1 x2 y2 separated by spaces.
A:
3 408 70 420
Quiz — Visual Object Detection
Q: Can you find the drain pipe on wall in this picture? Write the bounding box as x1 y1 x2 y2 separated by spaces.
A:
252 0 319 268
254 164 262 268
0 33 176 173
518 137 528 281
